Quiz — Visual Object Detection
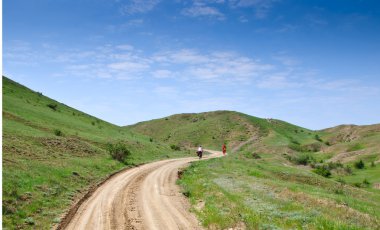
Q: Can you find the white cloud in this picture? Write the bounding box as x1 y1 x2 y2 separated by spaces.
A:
153 49 273 83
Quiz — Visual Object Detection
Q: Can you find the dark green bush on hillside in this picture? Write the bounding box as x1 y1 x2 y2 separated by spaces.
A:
54 129 63 136
313 165 331 177
354 160 365 169
107 142 131 163
289 153 316 165
47 103 58 111
315 134 323 142
170 144 181 151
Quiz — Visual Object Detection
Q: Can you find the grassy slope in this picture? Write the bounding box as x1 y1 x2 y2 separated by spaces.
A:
2 76 190 229
131 111 380 229
127 111 316 151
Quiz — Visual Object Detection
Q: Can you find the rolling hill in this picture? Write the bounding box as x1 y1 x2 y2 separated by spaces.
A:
129 112 380 229
3 75 380 229
2 76 190 229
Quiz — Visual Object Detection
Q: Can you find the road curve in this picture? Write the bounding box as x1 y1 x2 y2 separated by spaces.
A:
64 149 222 230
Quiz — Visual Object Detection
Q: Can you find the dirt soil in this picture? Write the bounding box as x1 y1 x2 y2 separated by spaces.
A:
60 150 222 230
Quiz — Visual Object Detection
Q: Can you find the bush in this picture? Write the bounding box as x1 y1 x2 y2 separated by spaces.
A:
363 178 370 187
170 144 181 151
288 143 304 152
252 153 261 159
107 142 131 163
47 103 58 111
354 160 365 169
292 153 315 165
327 162 343 170
313 165 331 177
315 134 323 142
54 129 63 136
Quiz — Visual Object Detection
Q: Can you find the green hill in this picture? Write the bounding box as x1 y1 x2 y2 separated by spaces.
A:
127 111 319 152
129 112 380 229
2 76 189 229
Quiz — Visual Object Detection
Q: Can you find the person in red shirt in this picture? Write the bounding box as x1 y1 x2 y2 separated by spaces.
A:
222 144 227 155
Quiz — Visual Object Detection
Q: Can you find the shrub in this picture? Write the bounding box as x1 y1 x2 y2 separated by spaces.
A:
149 137 153 142
313 165 331 177
354 160 365 169
327 162 343 170
288 143 304 152
252 152 261 159
54 129 63 136
315 134 323 142
353 182 362 188
293 153 315 165
47 103 58 111
363 178 370 187
170 144 181 151
107 142 131 163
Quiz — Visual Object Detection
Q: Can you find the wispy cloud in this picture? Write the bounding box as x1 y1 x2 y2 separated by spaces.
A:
5 40 378 98
182 4 225 20
229 0 278 19
121 0 160 15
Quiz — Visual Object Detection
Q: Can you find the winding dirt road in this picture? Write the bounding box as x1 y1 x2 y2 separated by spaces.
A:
63 149 222 230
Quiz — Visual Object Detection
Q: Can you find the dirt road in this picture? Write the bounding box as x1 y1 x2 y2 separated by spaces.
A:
63 149 222 230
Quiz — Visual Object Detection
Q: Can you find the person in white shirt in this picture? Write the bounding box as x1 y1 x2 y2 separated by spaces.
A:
197 145 203 159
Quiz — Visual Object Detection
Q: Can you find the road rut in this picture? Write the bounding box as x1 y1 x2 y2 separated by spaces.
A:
64 150 222 230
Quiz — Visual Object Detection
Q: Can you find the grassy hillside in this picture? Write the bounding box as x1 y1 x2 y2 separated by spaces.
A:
131 111 380 229
127 111 319 152
2 76 190 229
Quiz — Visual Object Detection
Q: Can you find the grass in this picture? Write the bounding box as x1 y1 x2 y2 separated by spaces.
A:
2 76 190 229
178 152 380 229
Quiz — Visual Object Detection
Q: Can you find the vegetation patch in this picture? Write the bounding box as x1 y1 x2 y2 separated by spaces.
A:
106 142 131 163
348 143 365 152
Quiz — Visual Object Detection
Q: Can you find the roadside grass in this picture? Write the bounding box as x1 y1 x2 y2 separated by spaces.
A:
178 151 380 229
2 76 190 229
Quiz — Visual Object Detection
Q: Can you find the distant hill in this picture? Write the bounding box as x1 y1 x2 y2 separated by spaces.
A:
127 111 317 151
2 76 188 229
128 111 380 163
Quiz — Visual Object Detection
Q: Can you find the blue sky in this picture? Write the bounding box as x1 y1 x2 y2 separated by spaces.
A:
4 0 380 129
